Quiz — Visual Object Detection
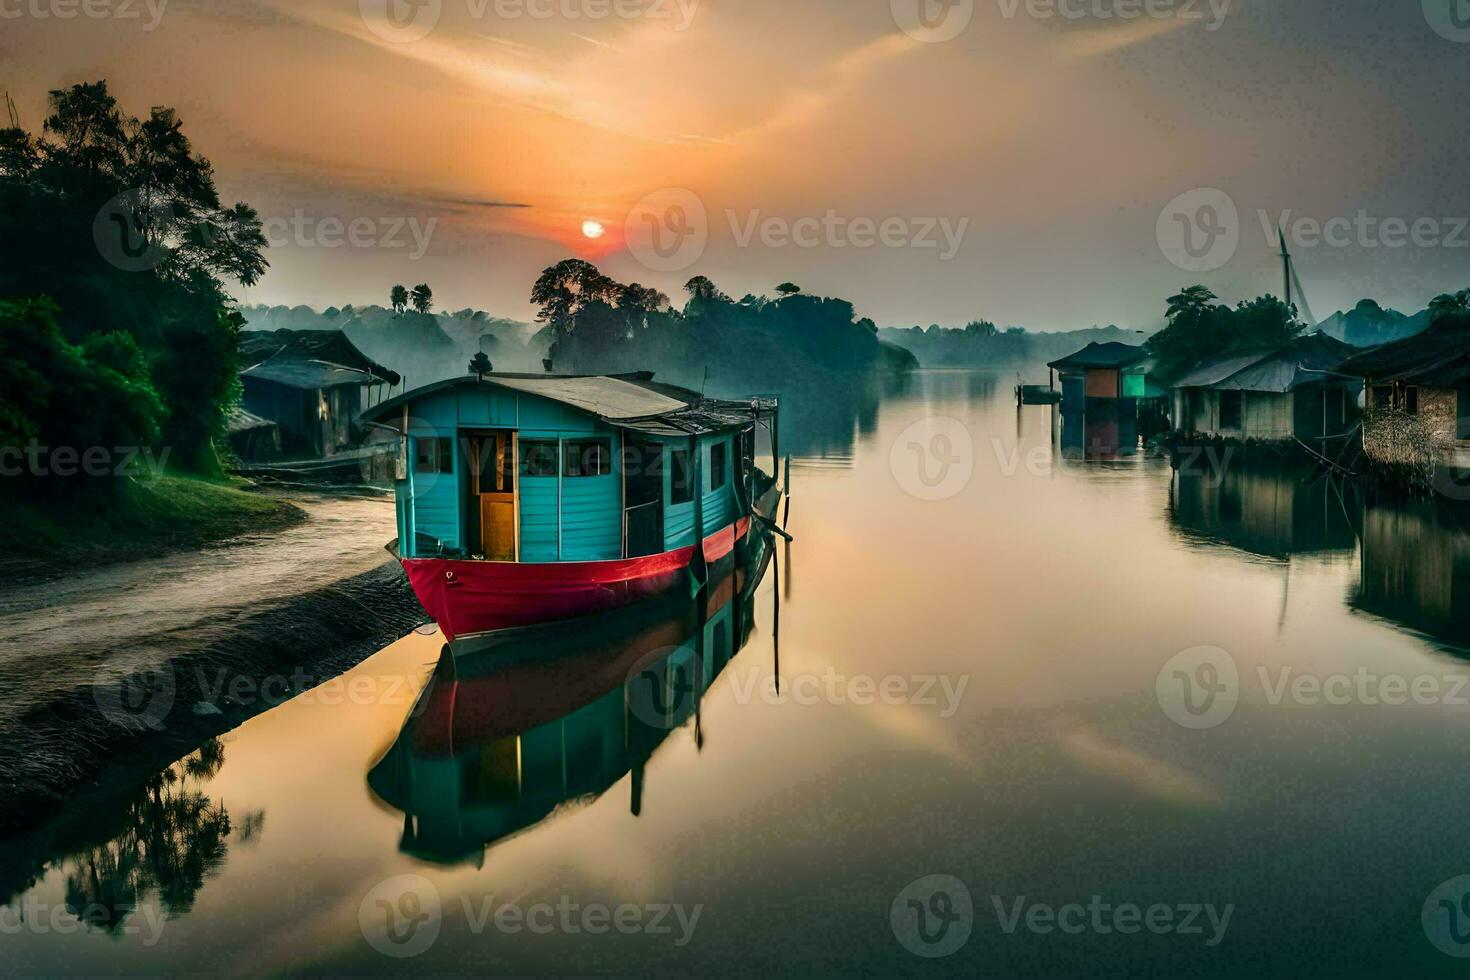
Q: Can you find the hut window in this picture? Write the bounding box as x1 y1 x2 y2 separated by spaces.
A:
1404 386 1420 415
670 449 694 504
521 440 558 477
1219 390 1243 430
564 439 612 478
1459 382 1470 439
415 436 453 474
709 442 728 490
1372 386 1393 410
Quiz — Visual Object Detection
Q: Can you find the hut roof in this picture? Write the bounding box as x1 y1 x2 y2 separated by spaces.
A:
1046 342 1150 372
1173 333 1357 392
242 358 382 390
361 373 769 436
1335 314 1470 386
241 329 400 385
225 406 278 434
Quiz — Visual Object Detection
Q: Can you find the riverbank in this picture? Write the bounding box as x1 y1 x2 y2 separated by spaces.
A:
0 475 306 585
0 560 428 838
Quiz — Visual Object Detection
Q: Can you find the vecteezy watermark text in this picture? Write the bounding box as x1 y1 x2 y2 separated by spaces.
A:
359 0 699 44
0 0 168 30
357 875 702 959
1157 646 1470 729
889 874 1234 958
0 442 170 479
0 897 167 946
995 0 1230 30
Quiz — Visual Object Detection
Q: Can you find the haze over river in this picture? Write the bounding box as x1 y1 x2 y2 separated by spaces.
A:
8 371 1470 975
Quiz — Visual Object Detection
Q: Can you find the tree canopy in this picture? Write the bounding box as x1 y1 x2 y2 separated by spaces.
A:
0 80 268 478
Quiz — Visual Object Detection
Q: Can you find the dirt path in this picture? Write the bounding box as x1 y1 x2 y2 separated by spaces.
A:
0 490 401 725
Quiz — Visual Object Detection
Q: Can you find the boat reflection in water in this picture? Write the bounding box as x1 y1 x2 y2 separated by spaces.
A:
367 533 776 866
1169 454 1470 652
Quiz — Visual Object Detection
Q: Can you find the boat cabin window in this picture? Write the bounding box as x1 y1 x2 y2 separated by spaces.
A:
1219 390 1243 430
521 440 559 477
415 436 453 474
709 442 728 490
670 448 694 504
564 439 612 478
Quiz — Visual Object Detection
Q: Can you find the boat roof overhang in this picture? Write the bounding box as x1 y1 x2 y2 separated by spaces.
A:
361 372 771 436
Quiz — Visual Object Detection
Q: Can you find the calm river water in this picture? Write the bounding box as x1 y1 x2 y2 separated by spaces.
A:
8 370 1470 975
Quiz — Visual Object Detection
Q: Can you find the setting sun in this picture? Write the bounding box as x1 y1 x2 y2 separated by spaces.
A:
581 220 605 240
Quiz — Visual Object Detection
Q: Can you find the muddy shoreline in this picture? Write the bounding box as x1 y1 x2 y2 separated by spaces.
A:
0 560 428 840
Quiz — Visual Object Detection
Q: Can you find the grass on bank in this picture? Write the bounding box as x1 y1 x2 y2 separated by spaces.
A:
0 473 306 579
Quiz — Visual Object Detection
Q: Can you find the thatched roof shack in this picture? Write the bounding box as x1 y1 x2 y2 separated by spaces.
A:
1336 314 1470 467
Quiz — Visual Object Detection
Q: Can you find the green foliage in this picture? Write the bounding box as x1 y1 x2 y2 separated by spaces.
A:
533 259 900 386
468 351 493 378
0 298 164 488
1146 285 1305 382
390 284 409 314
1429 289 1470 321
0 80 268 478
411 283 434 314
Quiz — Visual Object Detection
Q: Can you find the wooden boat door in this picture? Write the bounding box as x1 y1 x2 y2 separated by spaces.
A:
467 430 518 562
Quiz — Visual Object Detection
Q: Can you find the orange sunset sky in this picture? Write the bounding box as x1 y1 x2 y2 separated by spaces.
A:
4 0 1469 328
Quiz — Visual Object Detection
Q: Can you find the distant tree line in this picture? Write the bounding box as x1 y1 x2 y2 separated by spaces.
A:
0 80 267 489
528 259 913 387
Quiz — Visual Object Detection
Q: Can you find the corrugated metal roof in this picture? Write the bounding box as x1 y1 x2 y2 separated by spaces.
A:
488 375 688 420
1171 353 1270 389
360 373 767 435
225 406 278 433
242 358 380 390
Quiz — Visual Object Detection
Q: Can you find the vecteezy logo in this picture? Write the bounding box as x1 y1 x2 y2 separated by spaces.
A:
1424 0 1470 42
1157 188 1239 273
93 659 176 732
1423 875 1470 956
625 645 702 730
1431 459 1470 501
359 874 442 959
93 190 173 273
891 0 975 43
888 416 974 501
890 874 973 958
624 188 708 273
359 0 441 43
1156 645 1239 729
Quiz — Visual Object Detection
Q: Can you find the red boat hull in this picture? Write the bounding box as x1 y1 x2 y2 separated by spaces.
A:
401 517 751 641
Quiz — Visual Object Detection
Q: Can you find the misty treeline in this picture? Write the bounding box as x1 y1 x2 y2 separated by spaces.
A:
0 80 267 491
530 259 915 391
879 320 1142 370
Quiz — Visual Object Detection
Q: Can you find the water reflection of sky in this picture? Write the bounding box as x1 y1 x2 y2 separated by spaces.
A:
11 371 1470 975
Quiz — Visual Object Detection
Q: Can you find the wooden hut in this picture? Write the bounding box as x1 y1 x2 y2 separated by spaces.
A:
1046 342 1165 455
239 330 400 458
1170 332 1360 444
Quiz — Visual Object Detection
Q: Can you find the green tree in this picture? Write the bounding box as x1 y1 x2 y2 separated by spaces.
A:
410 283 433 314
1429 289 1470 321
390 284 408 314
468 352 493 379
775 282 801 297
0 80 268 473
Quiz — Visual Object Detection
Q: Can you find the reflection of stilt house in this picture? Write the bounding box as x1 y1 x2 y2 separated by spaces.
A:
1046 342 1164 456
1353 502 1470 650
239 330 400 458
1169 462 1356 560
